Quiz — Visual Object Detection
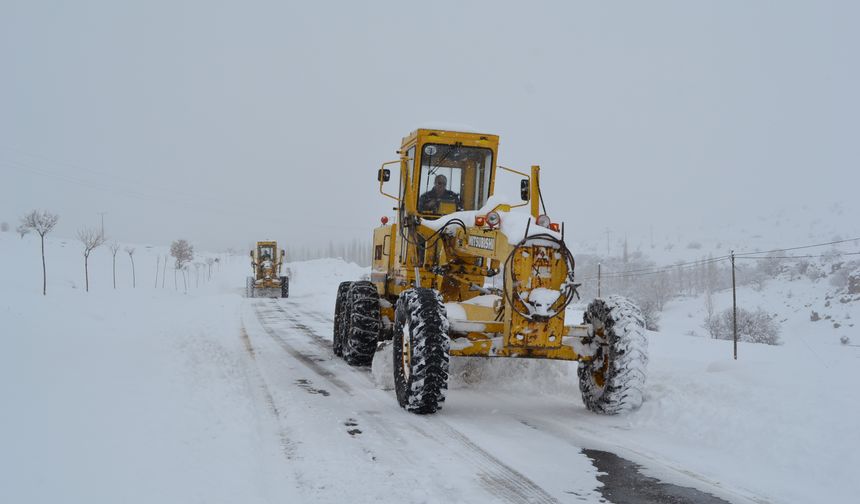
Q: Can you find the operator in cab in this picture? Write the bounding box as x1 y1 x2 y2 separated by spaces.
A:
418 174 463 214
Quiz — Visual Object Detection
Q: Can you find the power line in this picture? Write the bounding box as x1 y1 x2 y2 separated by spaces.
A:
735 251 860 260
582 239 860 281
579 255 730 281
734 237 860 257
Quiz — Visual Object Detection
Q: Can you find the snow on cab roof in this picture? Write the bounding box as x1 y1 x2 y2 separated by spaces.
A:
413 122 490 135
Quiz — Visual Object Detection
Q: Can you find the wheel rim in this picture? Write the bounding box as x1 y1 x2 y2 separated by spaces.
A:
592 350 608 389
401 320 412 381
591 324 608 389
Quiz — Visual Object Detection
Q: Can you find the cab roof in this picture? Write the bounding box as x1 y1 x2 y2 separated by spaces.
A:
400 128 499 150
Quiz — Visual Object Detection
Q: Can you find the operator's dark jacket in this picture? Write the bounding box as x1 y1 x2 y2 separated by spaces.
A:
418 189 463 213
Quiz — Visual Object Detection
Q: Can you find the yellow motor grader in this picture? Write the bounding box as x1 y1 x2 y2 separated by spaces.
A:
246 241 289 298
333 128 647 414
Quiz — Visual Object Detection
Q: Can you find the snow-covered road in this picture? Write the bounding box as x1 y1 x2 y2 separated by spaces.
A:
244 297 579 503
240 296 747 504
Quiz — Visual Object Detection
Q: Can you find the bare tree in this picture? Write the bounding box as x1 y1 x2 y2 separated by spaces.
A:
206 257 215 280
170 239 193 293
161 254 167 288
170 239 194 270
109 242 121 289
154 255 160 288
179 264 190 292
0 221 9 232
125 247 136 288
77 227 106 292
19 210 60 295
16 223 29 239
194 262 203 288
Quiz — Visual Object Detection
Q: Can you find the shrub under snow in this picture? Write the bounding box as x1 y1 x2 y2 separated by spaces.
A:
704 307 781 345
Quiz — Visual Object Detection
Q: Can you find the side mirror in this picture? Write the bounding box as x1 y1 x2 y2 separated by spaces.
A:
280 249 285 257
249 251 254 258
378 168 391 182
520 179 530 201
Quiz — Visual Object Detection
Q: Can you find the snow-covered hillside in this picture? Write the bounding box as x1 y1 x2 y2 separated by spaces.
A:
569 201 860 266
1 229 859 503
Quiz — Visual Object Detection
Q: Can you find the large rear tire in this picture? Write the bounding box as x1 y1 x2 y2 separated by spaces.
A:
393 288 450 414
332 281 352 357
245 276 255 298
343 281 382 366
578 295 648 414
280 276 289 298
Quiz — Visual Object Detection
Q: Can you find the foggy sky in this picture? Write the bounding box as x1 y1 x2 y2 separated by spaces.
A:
2 1 858 252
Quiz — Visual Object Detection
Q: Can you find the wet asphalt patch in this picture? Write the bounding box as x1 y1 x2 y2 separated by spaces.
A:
584 449 731 504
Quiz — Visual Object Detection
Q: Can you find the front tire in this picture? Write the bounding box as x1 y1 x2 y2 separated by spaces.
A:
393 288 450 414
280 276 289 298
332 281 352 357
245 276 255 298
578 295 648 414
342 281 382 366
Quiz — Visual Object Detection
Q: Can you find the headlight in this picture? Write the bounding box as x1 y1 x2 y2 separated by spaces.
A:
536 214 551 228
486 211 501 228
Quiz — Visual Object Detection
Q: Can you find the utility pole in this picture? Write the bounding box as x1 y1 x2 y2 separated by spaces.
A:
98 211 107 238
598 263 602 298
605 228 611 256
731 251 738 360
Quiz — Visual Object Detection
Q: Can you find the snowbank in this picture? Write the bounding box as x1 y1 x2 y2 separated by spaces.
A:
0 233 298 502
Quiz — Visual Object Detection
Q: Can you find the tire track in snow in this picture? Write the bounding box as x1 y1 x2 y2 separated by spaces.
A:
298 308 333 325
261 300 757 503
239 324 301 462
251 301 354 395
269 300 562 504
246 302 422 501
267 302 336 355
240 318 342 497
418 420 561 504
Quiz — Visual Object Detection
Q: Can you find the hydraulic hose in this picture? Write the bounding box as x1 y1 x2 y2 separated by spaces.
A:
502 233 577 321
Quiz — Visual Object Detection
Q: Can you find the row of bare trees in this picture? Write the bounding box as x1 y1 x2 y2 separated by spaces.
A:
152 250 219 292
13 209 200 295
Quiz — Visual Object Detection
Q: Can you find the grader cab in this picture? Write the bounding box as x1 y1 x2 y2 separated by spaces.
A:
333 128 648 414
246 241 289 298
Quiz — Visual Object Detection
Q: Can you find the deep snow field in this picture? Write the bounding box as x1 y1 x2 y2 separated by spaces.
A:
1 229 859 503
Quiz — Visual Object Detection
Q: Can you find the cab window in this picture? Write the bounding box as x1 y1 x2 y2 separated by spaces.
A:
417 143 493 217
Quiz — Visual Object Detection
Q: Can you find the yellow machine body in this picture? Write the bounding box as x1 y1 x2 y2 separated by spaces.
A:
372 128 594 362
248 241 287 298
